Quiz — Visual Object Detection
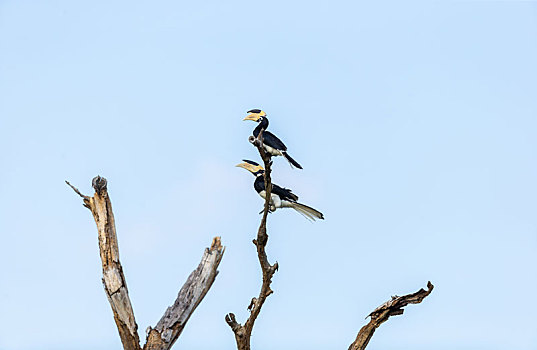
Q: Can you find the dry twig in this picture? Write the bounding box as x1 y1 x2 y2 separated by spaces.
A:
348 281 434 350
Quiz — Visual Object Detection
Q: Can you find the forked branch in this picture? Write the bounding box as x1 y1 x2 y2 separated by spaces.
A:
67 177 224 350
225 130 278 350
348 281 434 350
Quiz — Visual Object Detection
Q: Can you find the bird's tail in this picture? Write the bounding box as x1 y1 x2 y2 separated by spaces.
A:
289 202 324 221
282 151 303 169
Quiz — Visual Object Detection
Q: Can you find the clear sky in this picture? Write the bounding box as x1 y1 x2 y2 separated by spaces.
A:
1 1 536 349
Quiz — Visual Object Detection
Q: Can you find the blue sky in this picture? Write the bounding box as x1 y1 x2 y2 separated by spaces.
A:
1 1 536 349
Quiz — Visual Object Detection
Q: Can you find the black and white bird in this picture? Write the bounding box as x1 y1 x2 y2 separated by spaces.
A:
243 109 303 169
236 160 324 221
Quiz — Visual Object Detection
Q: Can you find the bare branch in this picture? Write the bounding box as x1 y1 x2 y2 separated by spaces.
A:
68 176 141 350
68 178 225 350
226 130 278 350
348 281 434 350
65 180 90 209
144 237 225 350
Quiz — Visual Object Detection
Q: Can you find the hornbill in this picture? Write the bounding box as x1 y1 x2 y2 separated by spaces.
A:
243 109 303 169
236 160 324 221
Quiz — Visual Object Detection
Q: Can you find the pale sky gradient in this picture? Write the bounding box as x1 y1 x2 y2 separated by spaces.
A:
1 1 536 349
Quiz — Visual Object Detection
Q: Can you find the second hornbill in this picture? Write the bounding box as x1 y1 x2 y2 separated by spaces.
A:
236 160 324 221
243 109 303 169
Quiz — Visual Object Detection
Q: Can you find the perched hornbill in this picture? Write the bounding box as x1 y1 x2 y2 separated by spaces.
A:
236 160 324 221
243 109 303 169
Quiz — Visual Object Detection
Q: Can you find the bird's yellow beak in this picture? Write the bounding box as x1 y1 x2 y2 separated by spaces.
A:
235 162 249 169
243 110 266 121
243 113 261 121
236 162 264 173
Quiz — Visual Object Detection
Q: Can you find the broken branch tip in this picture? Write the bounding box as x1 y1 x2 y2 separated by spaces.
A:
92 175 108 194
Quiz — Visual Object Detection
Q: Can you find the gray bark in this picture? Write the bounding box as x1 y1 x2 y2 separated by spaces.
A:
144 237 224 350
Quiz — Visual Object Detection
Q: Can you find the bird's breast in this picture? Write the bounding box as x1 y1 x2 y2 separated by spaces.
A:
263 144 283 156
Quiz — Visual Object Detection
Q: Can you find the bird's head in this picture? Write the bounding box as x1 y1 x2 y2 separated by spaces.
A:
236 159 264 176
243 109 266 122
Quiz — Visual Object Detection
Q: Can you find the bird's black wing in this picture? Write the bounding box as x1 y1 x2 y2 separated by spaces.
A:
262 131 287 151
272 183 298 202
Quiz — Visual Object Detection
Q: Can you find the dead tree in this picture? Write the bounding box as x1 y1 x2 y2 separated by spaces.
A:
67 176 225 350
225 132 434 350
67 137 432 350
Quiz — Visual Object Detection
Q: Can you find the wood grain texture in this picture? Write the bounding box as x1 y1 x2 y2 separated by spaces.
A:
144 237 224 350
225 131 278 350
67 178 224 350
72 176 141 350
348 281 434 350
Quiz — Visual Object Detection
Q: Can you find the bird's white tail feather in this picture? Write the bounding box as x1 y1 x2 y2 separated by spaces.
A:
290 202 324 221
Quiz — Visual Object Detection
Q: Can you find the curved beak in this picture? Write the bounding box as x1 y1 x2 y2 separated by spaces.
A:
243 113 261 121
235 162 263 173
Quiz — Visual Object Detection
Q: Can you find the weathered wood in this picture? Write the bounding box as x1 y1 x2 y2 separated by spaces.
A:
67 178 225 350
348 281 434 350
226 130 278 350
144 237 225 350
68 177 141 350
